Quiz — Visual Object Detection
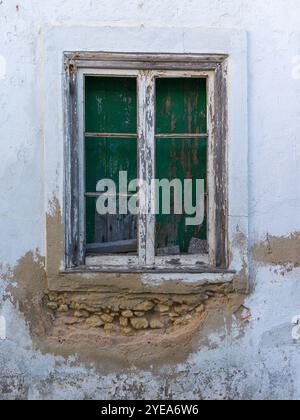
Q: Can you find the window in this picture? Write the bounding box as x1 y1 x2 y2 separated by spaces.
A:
64 53 228 272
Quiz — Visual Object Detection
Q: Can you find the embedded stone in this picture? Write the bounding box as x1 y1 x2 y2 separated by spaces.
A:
155 304 169 313
150 319 164 329
121 310 134 318
133 301 155 312
86 316 104 328
104 323 116 333
173 315 192 326
121 327 133 337
101 314 114 323
173 304 189 315
134 311 145 317
195 304 205 314
46 291 59 302
173 318 186 326
130 317 149 330
80 304 103 313
47 302 58 311
119 316 129 327
57 304 69 313
70 302 81 310
169 311 180 318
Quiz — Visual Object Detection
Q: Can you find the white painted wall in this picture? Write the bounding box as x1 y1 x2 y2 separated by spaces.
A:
1 0 300 400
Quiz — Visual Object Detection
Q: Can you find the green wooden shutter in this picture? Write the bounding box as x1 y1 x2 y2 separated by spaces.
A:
155 78 208 254
85 76 138 249
84 75 207 257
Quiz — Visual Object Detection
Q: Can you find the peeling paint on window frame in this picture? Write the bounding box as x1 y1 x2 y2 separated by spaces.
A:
63 52 229 274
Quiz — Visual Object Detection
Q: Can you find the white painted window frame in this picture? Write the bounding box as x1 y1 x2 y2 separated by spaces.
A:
76 67 216 270
43 27 248 286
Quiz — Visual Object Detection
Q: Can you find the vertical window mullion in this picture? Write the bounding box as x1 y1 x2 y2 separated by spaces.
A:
207 72 217 267
138 71 156 267
77 70 86 266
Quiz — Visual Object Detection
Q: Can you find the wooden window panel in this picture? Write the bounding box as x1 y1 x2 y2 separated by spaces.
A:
84 76 138 256
155 77 208 257
64 55 228 272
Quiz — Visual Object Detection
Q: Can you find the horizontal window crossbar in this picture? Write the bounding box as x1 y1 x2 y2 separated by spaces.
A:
85 192 209 198
155 133 208 139
85 132 137 138
85 192 137 198
85 133 208 139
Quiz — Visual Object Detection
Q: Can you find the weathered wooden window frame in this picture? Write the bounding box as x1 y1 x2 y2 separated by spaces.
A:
64 53 228 273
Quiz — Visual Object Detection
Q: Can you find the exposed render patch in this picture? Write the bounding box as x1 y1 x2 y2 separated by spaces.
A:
230 228 249 293
6 251 52 339
253 233 300 274
46 197 64 276
1 197 249 369
4 247 249 370
42 293 248 369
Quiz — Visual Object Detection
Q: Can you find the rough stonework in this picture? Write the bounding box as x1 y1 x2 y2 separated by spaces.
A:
43 285 238 335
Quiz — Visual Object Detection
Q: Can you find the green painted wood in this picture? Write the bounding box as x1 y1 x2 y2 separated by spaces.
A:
155 138 207 253
84 75 207 254
85 137 137 245
85 76 137 134
85 137 137 193
85 77 137 246
155 78 207 254
156 78 207 135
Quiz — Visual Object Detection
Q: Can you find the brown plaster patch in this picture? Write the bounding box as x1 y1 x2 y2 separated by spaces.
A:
230 228 249 294
5 248 248 370
2 198 249 370
40 294 246 370
43 311 209 369
253 233 300 273
232 261 249 294
6 251 52 338
46 197 64 276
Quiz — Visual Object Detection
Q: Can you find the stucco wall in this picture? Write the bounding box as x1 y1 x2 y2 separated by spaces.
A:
1 0 300 400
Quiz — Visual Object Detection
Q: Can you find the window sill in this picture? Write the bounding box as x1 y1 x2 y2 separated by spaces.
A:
49 265 238 292
60 266 235 275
